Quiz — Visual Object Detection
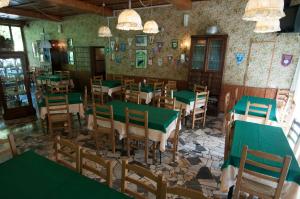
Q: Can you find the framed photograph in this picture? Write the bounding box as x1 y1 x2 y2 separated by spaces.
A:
171 39 178 49
135 35 147 47
136 50 147 68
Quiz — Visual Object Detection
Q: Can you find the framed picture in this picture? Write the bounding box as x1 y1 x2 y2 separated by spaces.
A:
135 35 147 47
171 39 178 49
136 50 147 68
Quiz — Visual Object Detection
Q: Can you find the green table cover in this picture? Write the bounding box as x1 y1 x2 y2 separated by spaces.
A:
140 84 153 93
222 120 300 185
232 96 277 121
0 151 132 199
37 75 68 82
173 90 195 104
87 100 178 133
101 80 121 88
38 92 82 107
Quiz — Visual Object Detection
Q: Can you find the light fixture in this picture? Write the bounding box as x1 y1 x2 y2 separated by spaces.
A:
254 19 281 33
243 0 285 21
143 0 159 34
116 0 143 31
98 2 112 37
0 0 9 8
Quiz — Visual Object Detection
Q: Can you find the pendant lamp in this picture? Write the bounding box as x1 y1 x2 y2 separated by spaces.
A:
143 0 159 34
0 0 9 8
254 19 281 33
98 3 112 37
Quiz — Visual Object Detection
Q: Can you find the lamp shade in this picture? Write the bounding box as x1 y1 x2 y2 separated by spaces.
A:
98 26 112 37
254 19 281 33
0 0 9 8
143 20 159 34
243 0 285 21
116 9 143 31
39 40 52 49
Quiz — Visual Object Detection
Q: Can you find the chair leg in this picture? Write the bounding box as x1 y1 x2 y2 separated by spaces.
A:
126 138 130 157
203 112 207 127
145 140 148 164
111 132 116 154
77 112 81 127
192 115 195 129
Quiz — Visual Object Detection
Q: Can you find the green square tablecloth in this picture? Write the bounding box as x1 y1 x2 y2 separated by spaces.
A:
222 120 300 185
140 84 153 93
173 90 195 104
232 96 277 121
101 80 121 88
0 151 132 199
37 75 68 82
88 100 178 133
38 92 82 107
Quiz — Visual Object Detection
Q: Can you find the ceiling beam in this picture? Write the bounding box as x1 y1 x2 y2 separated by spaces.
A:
167 0 192 10
48 0 113 16
0 7 63 21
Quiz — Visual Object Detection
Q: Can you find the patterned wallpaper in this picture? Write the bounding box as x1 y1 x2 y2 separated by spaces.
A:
23 0 300 88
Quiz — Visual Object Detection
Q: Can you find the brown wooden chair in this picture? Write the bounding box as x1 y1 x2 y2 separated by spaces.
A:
125 108 150 163
60 70 71 86
54 136 80 172
245 102 272 124
191 91 209 129
233 145 292 199
152 81 164 105
49 84 69 94
92 103 115 154
120 79 135 100
223 113 234 161
46 95 72 137
0 134 18 158
234 87 239 105
157 96 176 110
161 184 207 199
166 80 177 91
167 107 182 161
222 92 231 134
125 90 141 104
121 159 164 199
91 78 105 104
276 89 290 121
93 75 103 80
194 84 208 93
79 148 113 187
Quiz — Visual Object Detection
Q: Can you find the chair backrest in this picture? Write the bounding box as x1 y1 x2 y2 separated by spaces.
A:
90 78 104 104
161 185 207 199
235 145 292 199
49 84 69 94
153 82 164 93
125 108 148 138
121 159 164 199
92 103 114 130
125 90 140 104
166 80 177 91
54 136 81 172
193 91 209 111
245 102 272 123
0 134 18 158
46 95 69 115
129 83 141 92
93 75 103 80
224 92 231 114
224 114 234 160
194 84 208 93
79 149 113 187
123 79 135 87
234 87 239 104
113 74 123 82
276 89 289 107
157 96 176 110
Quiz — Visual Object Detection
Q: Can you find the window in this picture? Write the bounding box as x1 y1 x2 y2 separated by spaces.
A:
0 25 24 52
11 26 24 51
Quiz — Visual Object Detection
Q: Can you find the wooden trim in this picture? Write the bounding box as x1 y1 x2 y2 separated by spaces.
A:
167 0 192 10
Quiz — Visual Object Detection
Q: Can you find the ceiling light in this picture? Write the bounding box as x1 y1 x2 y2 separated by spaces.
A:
143 20 159 34
98 26 112 37
254 19 281 33
0 0 9 8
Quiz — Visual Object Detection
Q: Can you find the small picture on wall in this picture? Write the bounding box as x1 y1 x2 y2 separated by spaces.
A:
136 50 147 68
171 40 178 49
135 35 148 47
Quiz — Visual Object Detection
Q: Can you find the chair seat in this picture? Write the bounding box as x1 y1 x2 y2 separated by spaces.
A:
49 113 70 122
240 178 276 198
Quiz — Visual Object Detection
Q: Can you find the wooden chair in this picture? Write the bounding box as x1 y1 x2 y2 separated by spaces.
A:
194 84 207 93
157 96 176 110
147 78 159 84
49 84 69 94
224 113 234 161
121 79 135 100
167 107 182 161
166 80 177 91
234 87 239 105
161 184 207 199
121 159 164 199
152 81 164 105
276 89 290 121
46 95 72 137
93 75 103 80
0 134 18 158
125 90 141 104
90 78 104 104
79 148 113 187
233 145 292 199
92 103 115 154
245 102 272 124
222 92 231 134
191 91 209 129
54 136 80 171
125 108 150 163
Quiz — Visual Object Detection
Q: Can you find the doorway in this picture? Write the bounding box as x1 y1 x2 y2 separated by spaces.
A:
90 47 106 79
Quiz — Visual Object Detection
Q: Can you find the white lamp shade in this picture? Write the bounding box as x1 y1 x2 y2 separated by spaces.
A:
143 20 159 34
243 0 285 21
98 26 112 37
254 19 281 33
116 9 143 31
40 40 52 49
0 0 9 8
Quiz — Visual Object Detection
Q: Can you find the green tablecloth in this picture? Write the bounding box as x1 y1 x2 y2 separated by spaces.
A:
173 90 195 104
38 92 82 107
232 96 277 121
101 80 121 88
0 151 132 199
87 100 178 133
37 75 67 82
222 120 300 185
140 84 153 93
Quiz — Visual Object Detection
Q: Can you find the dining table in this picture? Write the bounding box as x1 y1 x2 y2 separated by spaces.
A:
173 90 206 115
92 80 122 97
87 100 180 151
220 120 300 199
36 74 74 88
231 95 279 126
38 92 85 120
0 150 132 199
126 84 155 104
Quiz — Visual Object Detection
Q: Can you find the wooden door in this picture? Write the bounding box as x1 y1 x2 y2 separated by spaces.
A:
90 47 106 79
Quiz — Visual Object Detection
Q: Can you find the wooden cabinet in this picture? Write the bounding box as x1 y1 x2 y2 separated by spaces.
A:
188 35 228 115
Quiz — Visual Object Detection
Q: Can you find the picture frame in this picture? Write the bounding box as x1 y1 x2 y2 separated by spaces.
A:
135 35 148 47
171 39 178 49
136 50 147 68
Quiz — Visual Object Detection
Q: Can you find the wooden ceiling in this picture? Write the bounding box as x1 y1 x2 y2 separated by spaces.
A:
0 0 203 22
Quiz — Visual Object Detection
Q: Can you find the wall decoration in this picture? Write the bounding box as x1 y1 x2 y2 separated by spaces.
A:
115 55 122 64
157 42 164 52
136 50 147 68
281 54 293 67
158 57 163 66
128 38 133 47
167 55 173 63
135 35 148 47
149 35 155 44
120 42 126 52
180 54 185 63
152 47 159 56
148 57 153 65
235 53 245 65
110 40 115 51
32 41 39 58
111 53 115 61
67 38 73 48
171 40 178 49
105 46 111 54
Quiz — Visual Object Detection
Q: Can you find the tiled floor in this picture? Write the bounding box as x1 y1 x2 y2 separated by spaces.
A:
0 110 227 198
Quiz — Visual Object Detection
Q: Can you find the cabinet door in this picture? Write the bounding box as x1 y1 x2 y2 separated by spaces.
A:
191 39 207 70
207 39 224 72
